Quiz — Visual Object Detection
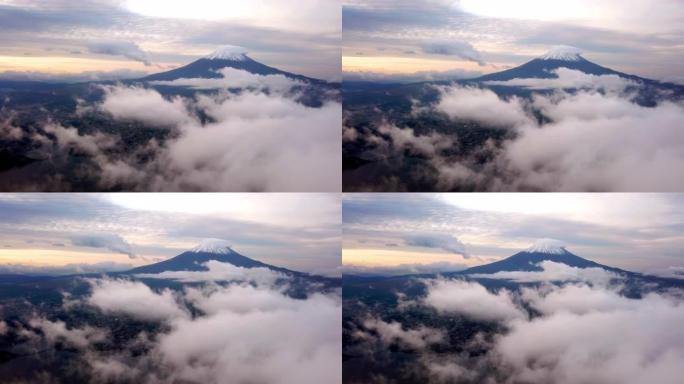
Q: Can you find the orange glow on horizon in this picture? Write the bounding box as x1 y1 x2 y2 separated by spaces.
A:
342 248 481 267
342 55 501 75
0 248 145 267
0 55 154 74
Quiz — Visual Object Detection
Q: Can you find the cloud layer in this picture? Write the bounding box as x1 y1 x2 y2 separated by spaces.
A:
7 265 341 384
352 273 684 383
348 72 684 191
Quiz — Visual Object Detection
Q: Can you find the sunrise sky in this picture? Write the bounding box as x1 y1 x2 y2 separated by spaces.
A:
0 0 341 81
343 0 684 82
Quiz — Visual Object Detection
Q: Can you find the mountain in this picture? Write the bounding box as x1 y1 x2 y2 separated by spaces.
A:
472 45 648 83
457 239 627 275
124 238 301 275
139 46 324 84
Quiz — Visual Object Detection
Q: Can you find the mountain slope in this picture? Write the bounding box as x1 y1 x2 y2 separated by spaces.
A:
139 46 323 84
457 239 627 275
124 239 300 275
472 46 648 83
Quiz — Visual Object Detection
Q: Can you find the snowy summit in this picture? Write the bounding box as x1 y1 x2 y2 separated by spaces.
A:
204 45 248 61
190 238 233 254
525 238 568 254
538 45 583 61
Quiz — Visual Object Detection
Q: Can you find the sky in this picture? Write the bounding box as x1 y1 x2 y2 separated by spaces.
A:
0 193 341 276
0 0 341 81
342 193 684 275
342 0 684 83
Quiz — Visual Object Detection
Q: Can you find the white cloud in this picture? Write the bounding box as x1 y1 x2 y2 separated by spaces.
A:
71 232 136 258
504 95 684 191
136 260 285 285
435 85 532 128
154 284 341 384
151 67 306 92
99 85 194 127
405 232 470 257
396 84 684 191
377 123 455 157
28 318 107 349
413 275 684 383
422 278 526 322
43 123 118 156
87 40 151 66
361 317 444 349
496 286 684 384
96 85 341 191
421 39 485 66
484 68 639 92
87 278 188 321
470 260 622 285
75 275 342 383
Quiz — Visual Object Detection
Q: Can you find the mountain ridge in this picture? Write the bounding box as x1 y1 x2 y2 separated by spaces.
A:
124 240 302 276
139 46 325 84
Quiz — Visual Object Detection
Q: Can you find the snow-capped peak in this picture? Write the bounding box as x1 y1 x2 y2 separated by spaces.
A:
539 45 583 61
204 45 248 61
525 238 568 254
190 238 233 254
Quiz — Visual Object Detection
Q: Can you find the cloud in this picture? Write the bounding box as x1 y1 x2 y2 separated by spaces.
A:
360 317 445 349
28 317 107 349
421 39 485 66
87 40 151 66
470 260 623 285
353 271 684 383
7 269 342 383
503 92 684 191
435 85 532 128
495 285 684 384
43 122 119 156
135 260 285 285
150 67 306 91
95 84 341 191
484 68 639 92
70 232 136 258
643 266 684 280
359 83 684 192
376 123 455 157
99 85 194 127
422 278 526 322
154 286 341 384
405 232 470 257
87 278 188 321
